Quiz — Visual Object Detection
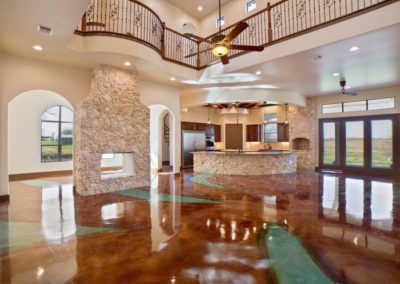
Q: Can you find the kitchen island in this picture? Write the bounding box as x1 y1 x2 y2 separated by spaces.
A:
193 151 297 175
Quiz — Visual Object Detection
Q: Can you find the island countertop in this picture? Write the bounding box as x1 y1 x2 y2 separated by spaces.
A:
193 151 297 175
193 150 295 155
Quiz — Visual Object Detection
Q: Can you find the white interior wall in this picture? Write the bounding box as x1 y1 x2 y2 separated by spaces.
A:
140 0 200 33
8 90 74 174
139 80 181 173
199 0 269 36
0 53 91 196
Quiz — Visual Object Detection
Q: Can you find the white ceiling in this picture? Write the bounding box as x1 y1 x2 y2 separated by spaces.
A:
0 0 399 97
165 0 233 19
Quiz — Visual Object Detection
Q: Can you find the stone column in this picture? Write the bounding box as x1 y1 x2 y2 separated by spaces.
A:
74 65 150 195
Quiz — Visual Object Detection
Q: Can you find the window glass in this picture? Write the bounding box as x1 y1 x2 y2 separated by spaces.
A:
41 106 60 121
322 103 342 114
371 120 393 168
345 121 364 166
343 101 366 112
41 106 73 162
61 106 74 122
322 122 338 165
368 98 395 110
216 16 225 28
264 124 278 142
246 0 257 12
263 113 277 123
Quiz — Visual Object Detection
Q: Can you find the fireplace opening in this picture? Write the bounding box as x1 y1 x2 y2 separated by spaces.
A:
101 153 134 179
292 138 310 150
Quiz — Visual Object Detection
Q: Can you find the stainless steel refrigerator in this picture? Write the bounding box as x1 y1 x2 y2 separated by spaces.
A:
182 130 206 168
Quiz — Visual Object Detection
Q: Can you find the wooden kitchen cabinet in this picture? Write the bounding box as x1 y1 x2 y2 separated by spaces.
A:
277 123 289 142
214 124 221 142
246 124 262 142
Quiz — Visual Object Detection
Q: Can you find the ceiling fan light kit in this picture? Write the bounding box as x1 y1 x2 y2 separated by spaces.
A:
339 79 357 96
212 44 228 56
183 0 264 65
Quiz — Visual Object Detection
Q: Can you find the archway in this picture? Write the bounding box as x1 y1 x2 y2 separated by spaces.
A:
149 105 176 172
8 90 74 176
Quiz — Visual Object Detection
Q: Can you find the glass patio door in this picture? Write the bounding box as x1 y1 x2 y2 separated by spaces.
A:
319 115 398 177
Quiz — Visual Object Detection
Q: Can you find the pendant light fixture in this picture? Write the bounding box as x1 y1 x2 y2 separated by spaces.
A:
263 101 268 123
284 103 289 124
207 104 211 124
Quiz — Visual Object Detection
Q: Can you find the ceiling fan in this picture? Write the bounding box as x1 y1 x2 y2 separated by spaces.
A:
183 0 264 65
340 79 357 96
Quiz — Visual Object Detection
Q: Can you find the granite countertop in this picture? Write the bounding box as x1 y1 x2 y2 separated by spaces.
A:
193 150 295 155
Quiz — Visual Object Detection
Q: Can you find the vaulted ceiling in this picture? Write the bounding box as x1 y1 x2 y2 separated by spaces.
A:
165 0 233 19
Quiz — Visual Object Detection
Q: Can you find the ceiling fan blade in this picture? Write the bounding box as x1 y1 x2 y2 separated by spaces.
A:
225 21 249 43
230 44 264 52
344 92 357 96
183 33 214 44
184 47 213 58
220 55 229 65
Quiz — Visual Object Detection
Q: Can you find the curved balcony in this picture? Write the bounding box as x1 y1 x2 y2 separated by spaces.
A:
75 0 396 70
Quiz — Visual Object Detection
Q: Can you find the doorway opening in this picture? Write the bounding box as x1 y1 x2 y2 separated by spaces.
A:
319 114 399 177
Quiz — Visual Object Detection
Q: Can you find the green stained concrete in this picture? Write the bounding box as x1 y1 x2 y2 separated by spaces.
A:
190 173 225 189
0 221 120 252
114 188 218 204
264 224 333 284
22 179 72 188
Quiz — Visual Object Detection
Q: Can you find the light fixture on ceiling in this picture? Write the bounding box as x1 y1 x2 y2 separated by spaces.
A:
256 71 262 75
212 44 228 57
197 6 203 11
124 61 131 66
349 46 359 52
170 77 176 81
332 72 340 77
184 0 264 65
284 103 289 124
33 45 43 51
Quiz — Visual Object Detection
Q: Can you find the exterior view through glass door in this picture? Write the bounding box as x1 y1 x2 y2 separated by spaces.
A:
319 115 399 177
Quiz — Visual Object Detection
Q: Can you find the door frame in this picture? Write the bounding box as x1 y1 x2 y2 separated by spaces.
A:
319 114 400 178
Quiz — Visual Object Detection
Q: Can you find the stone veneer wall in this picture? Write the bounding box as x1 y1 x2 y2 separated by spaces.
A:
288 98 317 170
74 65 150 195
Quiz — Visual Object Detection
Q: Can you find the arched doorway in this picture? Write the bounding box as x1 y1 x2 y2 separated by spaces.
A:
8 90 74 176
149 105 175 172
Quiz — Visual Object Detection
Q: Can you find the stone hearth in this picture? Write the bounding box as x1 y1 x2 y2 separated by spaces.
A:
74 65 150 195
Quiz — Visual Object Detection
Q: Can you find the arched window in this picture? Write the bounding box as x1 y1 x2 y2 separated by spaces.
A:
41 106 73 162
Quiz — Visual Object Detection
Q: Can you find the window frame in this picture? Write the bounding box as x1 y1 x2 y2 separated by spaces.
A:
245 0 257 13
321 97 395 114
41 105 73 163
263 113 278 143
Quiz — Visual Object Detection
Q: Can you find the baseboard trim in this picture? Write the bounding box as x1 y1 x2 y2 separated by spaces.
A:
9 170 73 181
0 195 10 203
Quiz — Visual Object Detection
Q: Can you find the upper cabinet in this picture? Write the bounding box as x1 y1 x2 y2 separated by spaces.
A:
214 124 222 142
277 123 289 142
182 122 222 142
246 124 262 142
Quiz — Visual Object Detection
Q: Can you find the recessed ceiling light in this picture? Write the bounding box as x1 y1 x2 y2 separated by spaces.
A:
332 73 340 77
197 6 203 11
33 45 43 51
255 71 262 75
124 61 131 66
349 46 359 52
170 77 176 81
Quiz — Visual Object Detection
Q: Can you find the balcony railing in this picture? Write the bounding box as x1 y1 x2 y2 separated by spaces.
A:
75 0 396 70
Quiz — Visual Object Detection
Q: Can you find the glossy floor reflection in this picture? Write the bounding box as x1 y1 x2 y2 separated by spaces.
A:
0 172 399 283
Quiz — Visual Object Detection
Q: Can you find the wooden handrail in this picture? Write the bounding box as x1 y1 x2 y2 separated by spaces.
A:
75 0 398 70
